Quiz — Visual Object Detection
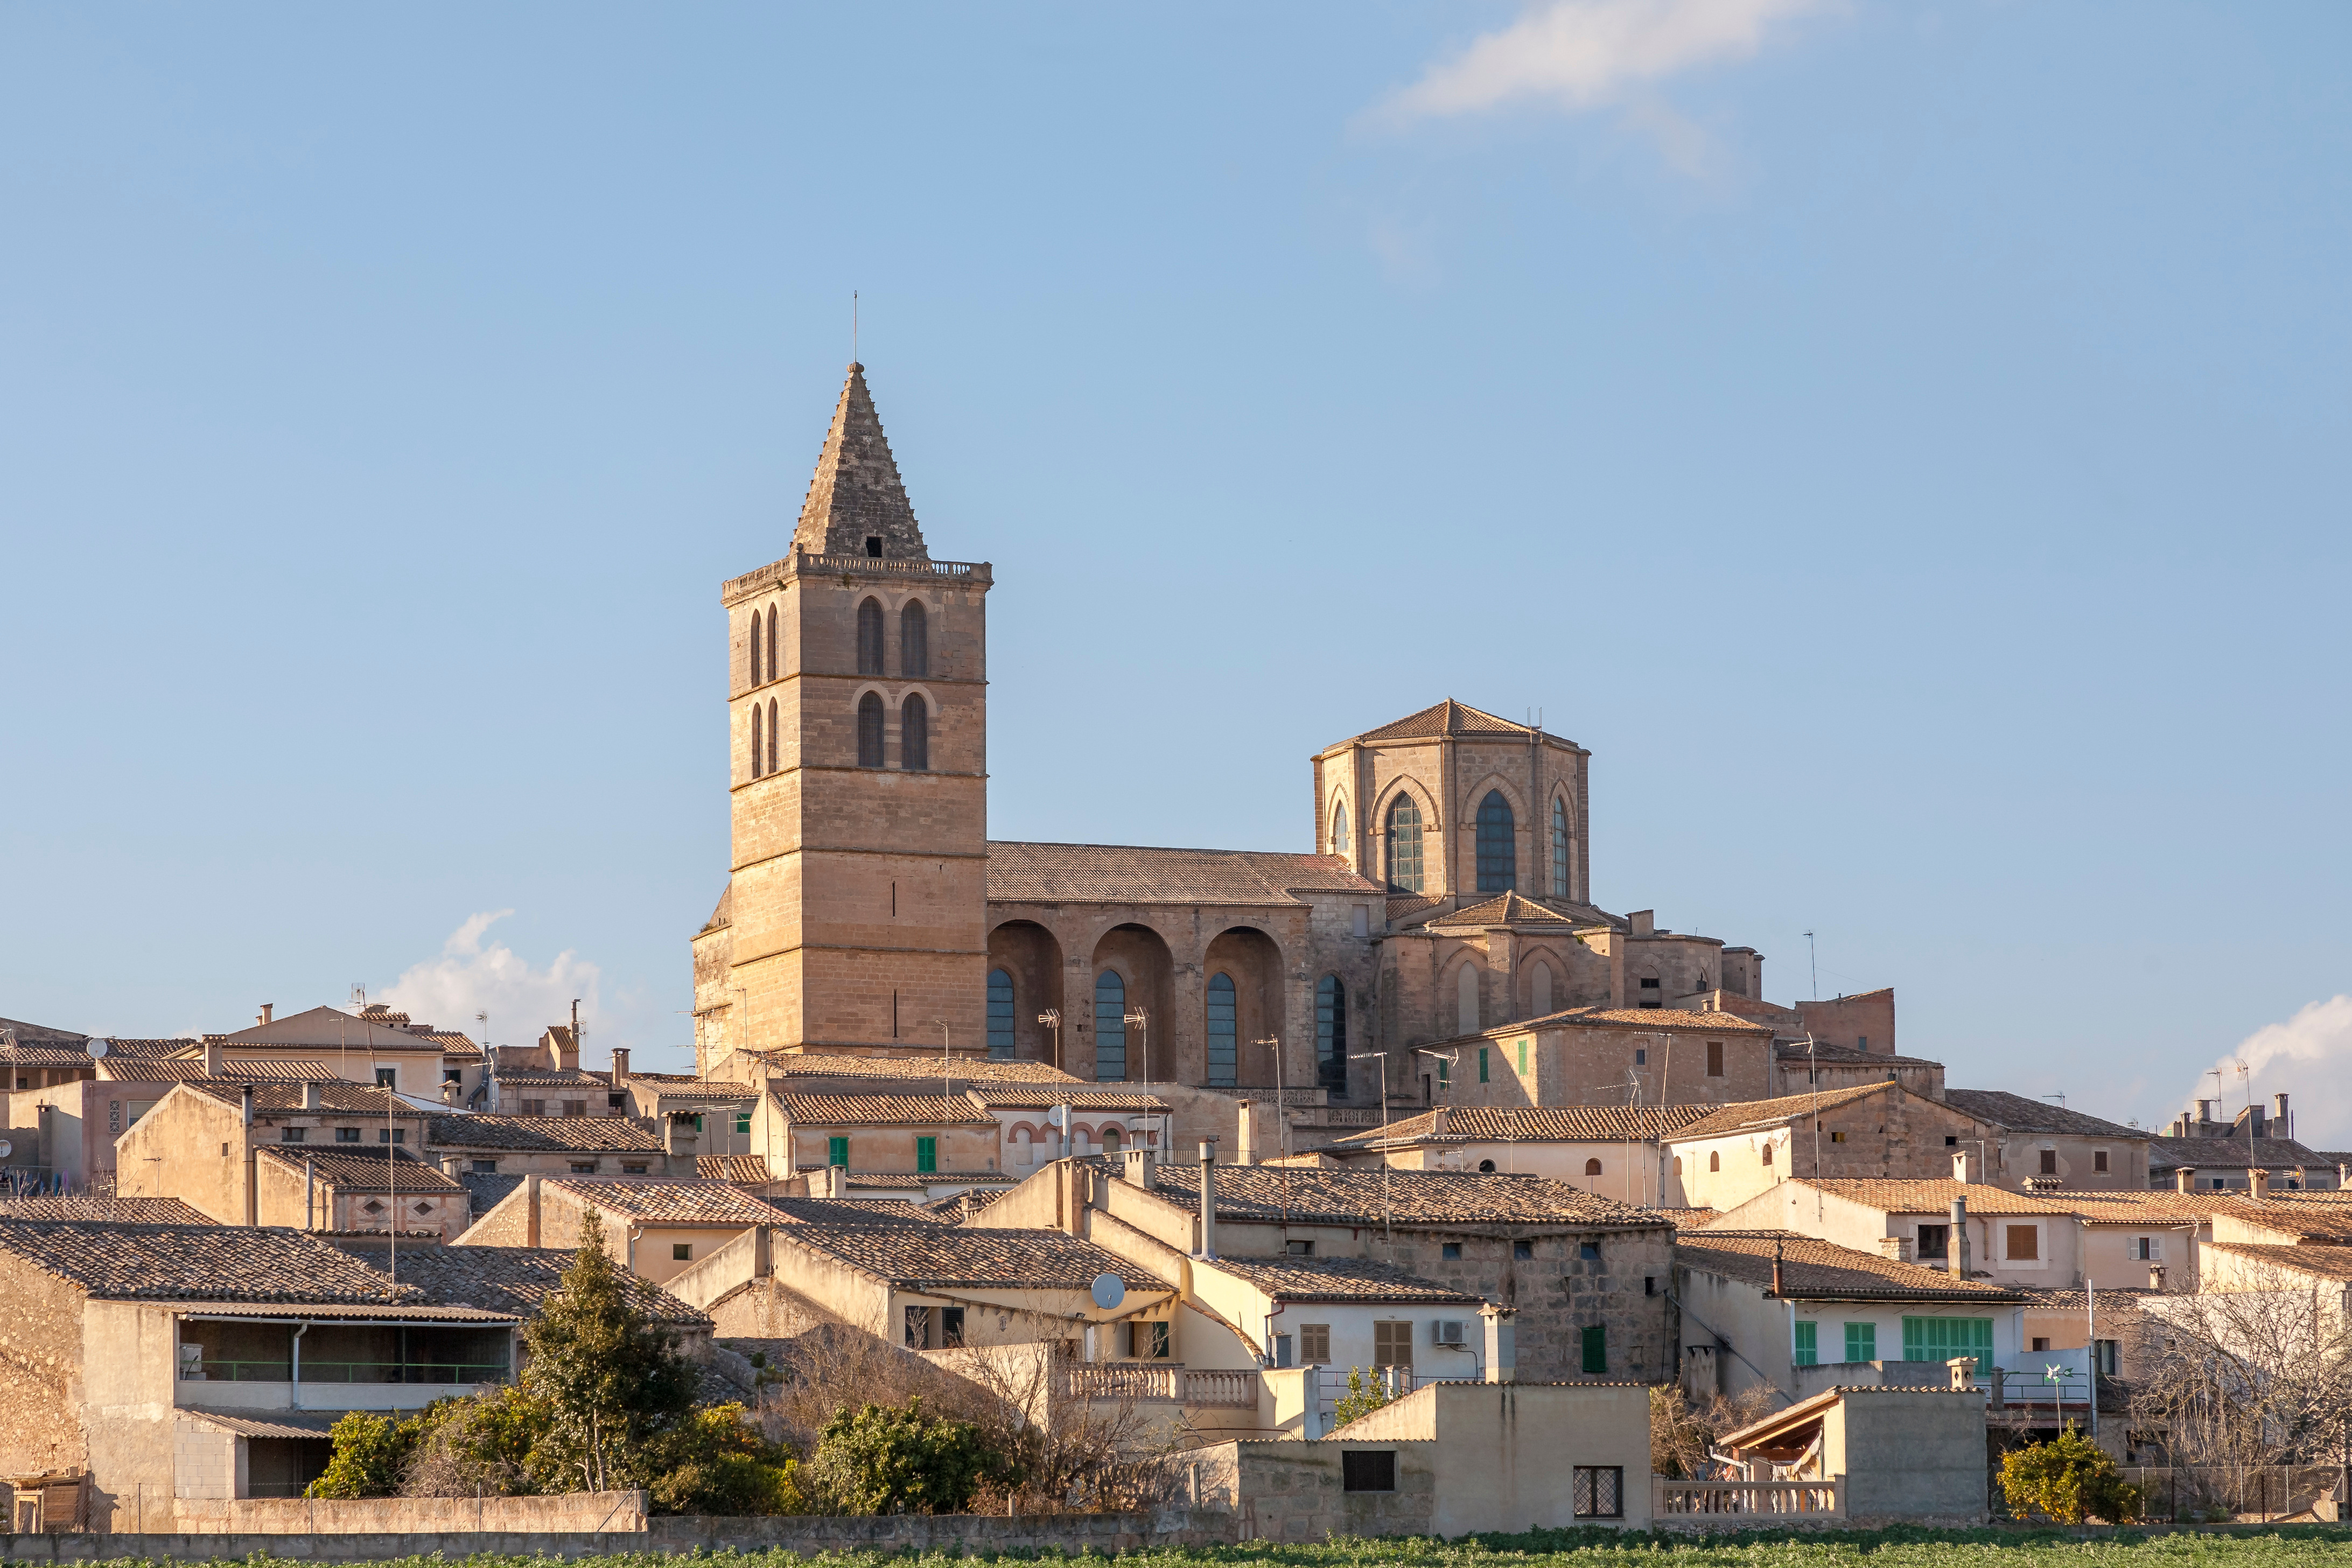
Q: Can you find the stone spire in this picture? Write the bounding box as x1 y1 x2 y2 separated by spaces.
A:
790 362 929 561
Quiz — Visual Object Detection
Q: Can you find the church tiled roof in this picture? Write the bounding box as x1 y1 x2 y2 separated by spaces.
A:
986 842 1381 905
1429 892 1581 927
1347 699 1537 744
778 1092 995 1127
790 362 928 561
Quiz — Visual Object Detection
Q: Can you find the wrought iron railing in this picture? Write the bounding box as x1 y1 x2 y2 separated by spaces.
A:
183 1360 509 1384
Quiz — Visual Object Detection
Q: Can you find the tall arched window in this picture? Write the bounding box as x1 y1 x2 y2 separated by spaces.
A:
1094 971 1127 1081
1384 795 1423 893
900 600 928 677
1530 960 1553 1017
900 694 929 771
766 698 778 775
1329 800 1349 861
1205 974 1237 1087
1475 790 1516 892
766 605 779 682
1315 975 1348 1095
1101 1123 1123 1154
1456 964 1481 1037
986 969 1016 1060
750 702 763 779
857 597 885 675
749 612 762 688
857 693 885 767
1551 799 1570 899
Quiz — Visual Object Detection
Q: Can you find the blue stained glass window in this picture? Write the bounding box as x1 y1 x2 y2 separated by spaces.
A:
1094 971 1127 1081
1476 792 1516 892
986 969 1016 1060
1206 974 1237 1087
1331 800 1349 859
1551 799 1570 898
1384 796 1423 893
1315 975 1348 1095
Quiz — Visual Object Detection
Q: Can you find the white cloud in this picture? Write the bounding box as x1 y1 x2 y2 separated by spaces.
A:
2190 996 2352 1150
1378 0 1831 123
377 911 605 1061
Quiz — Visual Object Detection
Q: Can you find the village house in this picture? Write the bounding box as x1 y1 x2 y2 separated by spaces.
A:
1419 1005 1777 1112
2150 1094 2341 1190
1317 1105 1710 1207
424 1112 675 1217
456 1175 789 1284
113 1080 443 1226
1939 1089 2152 1190
749 1090 1005 1197
1712 1384 1989 1525
1663 1081 2002 1212
1706 1173 2096 1292
964 1083 1175 1173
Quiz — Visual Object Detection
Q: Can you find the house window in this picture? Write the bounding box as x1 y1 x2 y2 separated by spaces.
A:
1094 971 1128 1081
570 1161 597 1174
1441 1242 1462 1260
1580 1325 1607 1375
828 1136 849 1167
1916 1223 1950 1260
1514 1240 1534 1259
904 1305 931 1349
563 1100 586 1118
900 600 927 677
521 1099 544 1117
337 1127 362 1143
2032 1336 2051 1353
673 1243 692 1262
1206 974 1237 1087
1580 1240 1601 1261
1845 1322 1877 1363
942 1306 966 1347
1708 1151 1720 1172
2131 1237 2162 1261
1706 1041 1724 1076
1272 1333 1293 1368
1793 1321 1818 1366
374 1068 397 1089
857 693 885 767
1342 1451 1397 1493
916 1137 937 1173
1474 792 1516 892
1634 1047 1646 1065
622 1162 648 1175
899 694 928 771
1584 1158 1602 1177
2040 1149 2058 1175
377 1128 406 1144
857 597 885 674
1572 1466 1623 1518
1300 1324 1331 1364
735 1110 752 1135
281 1126 306 1143
1384 795 1423 893
1372 1321 1413 1368
1316 975 1348 1095
1761 1144 1773 1166
1287 1238 1314 1256
2094 1150 2110 1173
987 970 1017 1061
1856 1035 1867 1051
1131 1320 1168 1359
471 1159 498 1173
2006 1224 2039 1261
2095 1339 2119 1376
1100 1123 1122 1154
1551 799 1570 898
1901 1317 1993 1361
1829 1130 1847 1143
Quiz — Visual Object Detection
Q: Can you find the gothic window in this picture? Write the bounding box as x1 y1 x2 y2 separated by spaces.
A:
900 694 929 771
1384 795 1423 893
766 698 778 775
1315 975 1348 1095
1330 800 1349 861
750 702 762 779
1206 973 1237 1087
1476 791 1516 892
857 693 885 768
1551 799 1570 898
1094 971 1127 1081
1530 960 1553 1017
1456 964 1481 1037
986 969 1016 1061
766 606 779 682
750 611 762 688
857 597 885 675
901 600 928 677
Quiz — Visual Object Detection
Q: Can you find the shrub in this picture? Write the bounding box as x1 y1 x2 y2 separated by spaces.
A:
1331 1367 1392 1427
307 1411 419 1499
806 1396 998 1514
1998 1423 2143 1523
646 1404 807 1516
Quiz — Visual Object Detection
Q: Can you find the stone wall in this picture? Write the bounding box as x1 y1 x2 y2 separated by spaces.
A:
0 1250 85 1479
170 1489 648 1534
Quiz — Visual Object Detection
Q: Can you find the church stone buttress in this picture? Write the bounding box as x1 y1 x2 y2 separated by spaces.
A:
693 364 993 1078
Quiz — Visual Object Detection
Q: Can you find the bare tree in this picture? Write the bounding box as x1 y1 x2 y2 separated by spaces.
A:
2131 1259 2352 1488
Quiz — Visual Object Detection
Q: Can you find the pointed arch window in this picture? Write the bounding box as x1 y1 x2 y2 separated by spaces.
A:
986 969 1016 1061
767 698 779 775
1476 791 1516 893
750 702 763 779
749 612 762 689
900 694 929 771
857 693 885 768
1315 975 1348 1096
1204 973 1237 1087
1551 799 1570 899
1384 795 1423 893
1457 964 1481 1037
857 597 885 675
1094 971 1127 1082
1330 800 1349 862
900 600 928 677
1530 960 1553 1017
766 605 779 682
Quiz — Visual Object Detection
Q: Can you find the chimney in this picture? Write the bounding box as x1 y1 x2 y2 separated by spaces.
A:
2175 1165 2198 1193
1629 909 1656 937
2148 1264 2167 1291
2251 1104 2268 1138
663 1114 700 1176
524 1174 541 1248
1770 1235 1786 1296
610 1047 630 1087
203 1040 225 1077
240 1083 254 1126
2249 1167 2272 1201
1952 1148 1979 1185
440 1080 458 1106
1198 1139 1217 1259
439 1154 464 1178
1877 1235 1915 1264
2196 1099 2213 1126
563 1000 582 1072
302 1081 325 1111
258 1004 273 1026
1481 1304 1517 1383
1123 1148 1157 1189
825 1165 848 1199
1948 1196 1968 1279
1235 1100 1257 1166
1947 1356 1978 1391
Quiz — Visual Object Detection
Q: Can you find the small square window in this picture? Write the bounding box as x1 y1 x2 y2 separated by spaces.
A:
471 1159 498 1174
571 1161 597 1174
377 1128 405 1144
1286 1239 1314 1256
1341 1451 1396 1493
336 1127 361 1143
281 1126 306 1143
1372 1321 1413 1368
374 1068 397 1089
1579 1241 1601 1261
521 1100 545 1117
1634 1048 1647 1065
1945 1135 1958 1146
1513 1240 1534 1260
622 1162 648 1175
1572 1465 1623 1518
1441 1242 1462 1261
1273 1333 1293 1368
945 1307 970 1348
563 1100 587 1118
2094 1150 2110 1173
735 1111 752 1135
2040 1149 2058 1175
673 1242 693 1262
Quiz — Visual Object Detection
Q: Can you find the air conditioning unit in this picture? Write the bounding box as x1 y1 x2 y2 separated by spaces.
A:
1433 1319 1468 1347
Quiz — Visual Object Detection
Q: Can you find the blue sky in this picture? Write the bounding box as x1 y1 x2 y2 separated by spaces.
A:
4 2 2348 1142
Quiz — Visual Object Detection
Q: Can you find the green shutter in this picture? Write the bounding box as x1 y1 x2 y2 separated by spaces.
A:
1438 1058 1450 1087
917 1136 937 1173
1581 1324 1607 1375
1479 1047 1489 1083
1845 1321 1877 1363
734 1111 751 1135
1518 1038 1529 1073
828 1136 848 1167
1792 1321 1817 1366
1901 1316 1993 1361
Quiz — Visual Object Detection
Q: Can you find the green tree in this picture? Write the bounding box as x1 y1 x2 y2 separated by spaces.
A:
806 1396 997 1514
647 1404 808 1515
1331 1367 1392 1427
307 1411 419 1499
1999 1424 2143 1524
524 1207 700 1491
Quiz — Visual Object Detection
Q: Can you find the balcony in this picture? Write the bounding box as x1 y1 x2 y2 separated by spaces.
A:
1058 1362 1258 1408
1655 1478 1845 1521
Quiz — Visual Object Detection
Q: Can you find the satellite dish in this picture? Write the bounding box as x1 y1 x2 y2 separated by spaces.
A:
1047 1104 1069 1131
1089 1271 1125 1311
0 1142 14 1160
87 1038 110 1060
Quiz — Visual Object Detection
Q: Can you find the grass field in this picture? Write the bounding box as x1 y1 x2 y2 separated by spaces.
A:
50 1524 2352 1568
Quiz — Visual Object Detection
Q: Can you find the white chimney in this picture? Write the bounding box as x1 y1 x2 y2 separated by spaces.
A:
2175 1166 2199 1193
2249 1167 2272 1201
1952 1148 1979 1185
258 1004 274 1026
302 1081 325 1111
203 1040 225 1077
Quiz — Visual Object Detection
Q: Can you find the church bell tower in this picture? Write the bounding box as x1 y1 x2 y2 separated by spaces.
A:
694 365 993 1076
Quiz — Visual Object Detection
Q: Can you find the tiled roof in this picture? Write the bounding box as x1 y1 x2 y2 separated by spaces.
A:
2151 1136 2334 1171
544 1179 787 1226
1385 893 1443 925
185 1080 429 1115
494 1069 610 1088
1667 1081 1907 1140
985 842 1382 906
339 1242 711 1326
414 1032 484 1059
429 1116 662 1153
1347 698 1540 744
2203 1242 2352 1281
1775 1042 1947 1069
965 1086 1172 1112
1325 1104 1714 1150
925 1188 1007 1222
792 1167 1013 1189
1773 1178 2083 1216
765 1053 1085 1086
697 1154 776 1184
1206 1255 1484 1304
0 1016 88 1046
1429 892 1580 928
179 1409 348 1439
2019 1188 2294 1225
461 1172 525 1217
1109 1160 1668 1229
1536 1006 1775 1034
1942 1090 2145 1140
0 1196 209 1223
102 1059 344 1083
257 1146 464 1196
1654 1207 1720 1228
701 885 732 934
1676 1230 2024 1303
762 1196 947 1226
1 1045 97 1068
778 1093 995 1127
641 1083 758 1103
775 1225 1171 1292
97 1038 197 1059
0 1221 427 1304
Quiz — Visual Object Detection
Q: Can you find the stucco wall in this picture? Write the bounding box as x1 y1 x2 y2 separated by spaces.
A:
1830 1389 1987 1522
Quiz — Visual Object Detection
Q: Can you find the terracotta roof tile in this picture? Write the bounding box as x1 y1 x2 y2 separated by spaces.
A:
1942 1090 2146 1140
0 1196 209 1223
1429 892 1580 928
1205 1255 1483 1304
1385 893 1443 925
1775 1042 1947 1068
774 1225 1171 1292
1667 1081 1908 1140
1774 1178 2083 1216
257 1146 465 1196
184 1080 427 1115
986 842 1381 905
924 1188 1007 1222
98 1038 198 1059
332 1242 710 1326
1347 699 1538 744
765 1053 1085 1086
543 1179 787 1226
0 1221 429 1304
2151 1136 2334 1171
1536 1006 1775 1034
103 1059 345 1083
1109 1160 1668 1229
1 1045 98 1068
2202 1242 2352 1280
778 1093 995 1127
965 1086 1172 1111
429 1116 662 1153
1326 1104 1714 1149
697 1154 777 1185
761 1196 947 1225
1676 1230 2024 1302
493 1069 610 1088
